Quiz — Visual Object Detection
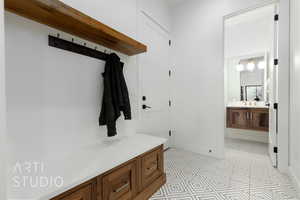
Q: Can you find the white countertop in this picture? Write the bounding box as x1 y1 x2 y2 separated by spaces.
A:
227 102 269 109
227 105 269 109
7 134 167 200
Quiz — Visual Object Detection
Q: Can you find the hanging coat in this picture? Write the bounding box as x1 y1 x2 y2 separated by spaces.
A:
99 53 131 137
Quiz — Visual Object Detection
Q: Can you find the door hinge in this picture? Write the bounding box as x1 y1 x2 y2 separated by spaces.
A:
274 14 279 21
274 146 278 154
169 70 171 77
274 59 279 66
169 100 171 107
274 103 278 110
169 130 172 136
169 40 171 46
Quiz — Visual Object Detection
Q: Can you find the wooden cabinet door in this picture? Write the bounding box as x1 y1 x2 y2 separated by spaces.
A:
141 146 164 190
54 185 93 200
227 108 250 129
103 161 137 200
250 108 269 132
97 176 102 200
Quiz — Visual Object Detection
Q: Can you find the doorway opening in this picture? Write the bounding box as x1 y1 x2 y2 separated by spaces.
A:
224 4 278 167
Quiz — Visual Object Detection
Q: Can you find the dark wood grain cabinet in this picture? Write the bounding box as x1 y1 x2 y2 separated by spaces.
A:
60 185 93 200
226 108 249 129
227 107 269 132
52 180 97 200
251 109 269 131
103 162 138 200
51 145 166 200
141 148 164 190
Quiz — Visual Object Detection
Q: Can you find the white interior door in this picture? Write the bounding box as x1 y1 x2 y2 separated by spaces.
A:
137 13 171 149
268 4 279 167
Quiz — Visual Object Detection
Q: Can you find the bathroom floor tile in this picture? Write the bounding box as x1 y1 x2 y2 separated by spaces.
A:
150 139 298 200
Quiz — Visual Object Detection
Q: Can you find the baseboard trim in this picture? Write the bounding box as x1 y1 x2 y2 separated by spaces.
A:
288 166 300 197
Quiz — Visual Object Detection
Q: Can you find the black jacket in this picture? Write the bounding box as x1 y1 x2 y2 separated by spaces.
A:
99 53 131 137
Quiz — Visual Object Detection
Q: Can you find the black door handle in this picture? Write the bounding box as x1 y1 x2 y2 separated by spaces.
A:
142 105 152 110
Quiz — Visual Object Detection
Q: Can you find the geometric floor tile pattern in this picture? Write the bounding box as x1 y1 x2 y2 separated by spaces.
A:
150 138 299 200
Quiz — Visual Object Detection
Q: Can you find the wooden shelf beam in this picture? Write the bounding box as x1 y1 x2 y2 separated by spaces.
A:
5 0 147 56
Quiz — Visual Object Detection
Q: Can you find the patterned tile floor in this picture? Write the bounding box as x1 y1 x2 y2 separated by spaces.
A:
150 138 299 200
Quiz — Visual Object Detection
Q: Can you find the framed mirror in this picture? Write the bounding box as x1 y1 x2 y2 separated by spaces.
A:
226 53 268 103
241 85 264 101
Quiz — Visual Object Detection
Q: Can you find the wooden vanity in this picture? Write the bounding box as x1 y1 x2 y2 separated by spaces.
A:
51 145 165 200
227 107 269 132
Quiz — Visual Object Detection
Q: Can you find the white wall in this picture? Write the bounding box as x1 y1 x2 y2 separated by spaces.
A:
226 58 240 102
61 0 138 39
0 0 7 199
60 0 171 39
5 12 138 162
5 1 170 197
171 0 226 158
289 0 300 192
170 0 290 161
225 17 273 58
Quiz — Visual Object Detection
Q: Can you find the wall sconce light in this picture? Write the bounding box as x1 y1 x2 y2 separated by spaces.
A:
247 62 255 71
236 64 244 72
237 56 265 72
258 61 266 70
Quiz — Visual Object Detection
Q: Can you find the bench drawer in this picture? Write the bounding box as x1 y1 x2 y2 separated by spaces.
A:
141 147 163 189
53 184 93 200
103 161 137 200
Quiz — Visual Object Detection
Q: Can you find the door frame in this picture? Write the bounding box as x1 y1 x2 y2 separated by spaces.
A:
289 0 300 191
222 0 290 173
0 0 7 198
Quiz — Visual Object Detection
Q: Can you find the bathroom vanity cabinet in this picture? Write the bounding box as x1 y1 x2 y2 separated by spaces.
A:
227 107 269 132
51 145 165 200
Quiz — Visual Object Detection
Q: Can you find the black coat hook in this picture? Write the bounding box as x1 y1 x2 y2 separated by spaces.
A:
48 35 110 62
